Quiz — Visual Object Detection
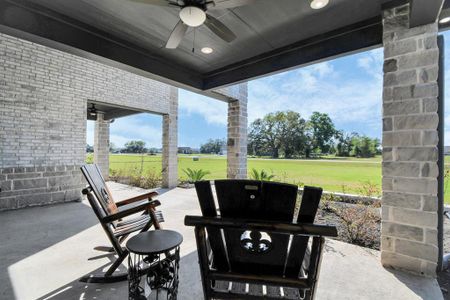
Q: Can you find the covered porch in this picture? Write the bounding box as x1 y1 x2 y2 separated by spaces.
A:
0 0 449 298
0 182 442 300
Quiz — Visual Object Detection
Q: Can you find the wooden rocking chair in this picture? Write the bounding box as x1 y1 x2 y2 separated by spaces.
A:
185 180 337 300
80 164 164 283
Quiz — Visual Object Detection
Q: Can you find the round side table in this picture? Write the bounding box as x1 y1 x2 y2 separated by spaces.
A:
126 230 183 300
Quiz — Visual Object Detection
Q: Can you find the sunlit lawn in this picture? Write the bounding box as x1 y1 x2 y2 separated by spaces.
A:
104 154 450 203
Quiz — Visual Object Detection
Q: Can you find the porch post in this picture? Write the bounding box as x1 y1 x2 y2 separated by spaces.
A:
162 87 178 188
381 3 440 276
94 112 110 179
227 85 248 179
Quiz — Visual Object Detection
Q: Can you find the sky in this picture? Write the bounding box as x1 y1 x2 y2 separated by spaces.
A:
87 31 450 149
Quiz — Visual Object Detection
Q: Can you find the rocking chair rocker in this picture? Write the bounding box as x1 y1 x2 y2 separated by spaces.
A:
80 164 164 283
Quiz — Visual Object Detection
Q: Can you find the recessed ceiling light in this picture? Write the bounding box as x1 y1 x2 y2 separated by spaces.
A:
179 6 206 27
310 0 329 9
439 16 450 24
201 47 213 54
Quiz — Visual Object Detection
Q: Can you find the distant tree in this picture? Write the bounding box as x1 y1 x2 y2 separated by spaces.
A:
248 111 307 158
109 142 117 153
308 112 336 154
351 135 379 158
148 148 158 155
124 140 146 153
200 139 225 154
86 144 94 153
334 131 356 157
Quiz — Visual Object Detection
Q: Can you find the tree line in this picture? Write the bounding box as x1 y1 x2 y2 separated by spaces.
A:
86 140 159 154
248 111 380 158
86 110 380 158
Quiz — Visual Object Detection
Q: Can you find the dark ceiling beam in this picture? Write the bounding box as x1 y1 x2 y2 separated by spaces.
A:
105 109 142 120
202 17 383 91
410 0 444 27
0 0 203 90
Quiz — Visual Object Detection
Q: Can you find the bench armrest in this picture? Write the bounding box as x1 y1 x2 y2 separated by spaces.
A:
184 215 337 237
115 191 159 207
103 200 160 223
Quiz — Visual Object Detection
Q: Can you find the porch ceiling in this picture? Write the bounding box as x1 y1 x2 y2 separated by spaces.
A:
0 0 445 91
86 101 143 121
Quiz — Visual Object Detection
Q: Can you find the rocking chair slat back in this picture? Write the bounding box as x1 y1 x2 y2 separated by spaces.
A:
81 164 118 216
214 180 298 276
285 186 322 277
194 180 229 271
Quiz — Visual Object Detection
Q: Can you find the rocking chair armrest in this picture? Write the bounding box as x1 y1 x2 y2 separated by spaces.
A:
102 200 159 223
115 191 159 207
184 216 338 237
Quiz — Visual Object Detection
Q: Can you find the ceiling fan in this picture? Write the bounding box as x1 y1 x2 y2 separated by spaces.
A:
88 103 105 117
131 0 256 49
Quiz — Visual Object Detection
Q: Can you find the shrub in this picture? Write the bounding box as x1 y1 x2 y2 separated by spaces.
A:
182 168 210 183
109 167 161 189
249 168 275 181
355 181 381 198
332 203 380 249
85 153 94 164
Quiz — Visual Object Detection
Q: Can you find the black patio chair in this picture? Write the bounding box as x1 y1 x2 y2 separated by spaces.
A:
80 164 164 283
185 180 337 300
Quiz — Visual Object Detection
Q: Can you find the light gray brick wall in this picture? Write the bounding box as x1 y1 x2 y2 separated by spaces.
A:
227 84 248 179
381 4 440 277
0 32 176 210
94 113 110 179
162 87 178 188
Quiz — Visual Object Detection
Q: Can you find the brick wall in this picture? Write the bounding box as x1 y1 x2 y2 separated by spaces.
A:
381 4 440 276
0 30 248 210
227 84 248 179
93 113 110 179
162 87 178 188
0 32 175 210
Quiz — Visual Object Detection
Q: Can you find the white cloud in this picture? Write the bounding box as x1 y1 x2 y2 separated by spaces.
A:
357 48 383 81
110 116 162 148
179 90 227 125
86 119 162 148
247 49 383 133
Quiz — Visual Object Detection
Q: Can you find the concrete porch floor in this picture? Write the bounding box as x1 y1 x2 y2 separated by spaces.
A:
0 182 443 300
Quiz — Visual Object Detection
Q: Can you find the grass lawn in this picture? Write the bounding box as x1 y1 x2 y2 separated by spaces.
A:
104 154 450 203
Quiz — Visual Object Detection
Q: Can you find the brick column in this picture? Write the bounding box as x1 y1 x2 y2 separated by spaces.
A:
381 3 440 276
227 85 248 179
162 87 178 188
94 113 110 179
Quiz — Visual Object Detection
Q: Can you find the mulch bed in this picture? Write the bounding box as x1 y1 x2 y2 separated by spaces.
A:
313 201 381 250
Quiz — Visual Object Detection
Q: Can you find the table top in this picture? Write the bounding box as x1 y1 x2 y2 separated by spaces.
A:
126 230 183 255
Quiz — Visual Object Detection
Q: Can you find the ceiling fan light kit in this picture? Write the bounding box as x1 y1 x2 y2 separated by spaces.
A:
310 0 329 10
179 6 206 27
201 46 213 54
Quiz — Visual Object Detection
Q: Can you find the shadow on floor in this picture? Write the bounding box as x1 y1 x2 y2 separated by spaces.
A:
36 250 202 300
0 201 98 299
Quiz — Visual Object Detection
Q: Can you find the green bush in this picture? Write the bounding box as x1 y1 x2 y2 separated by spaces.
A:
109 167 161 189
249 168 275 181
182 168 210 183
85 153 94 164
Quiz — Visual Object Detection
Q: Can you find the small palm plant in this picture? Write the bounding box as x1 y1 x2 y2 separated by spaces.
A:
249 168 275 181
183 168 210 183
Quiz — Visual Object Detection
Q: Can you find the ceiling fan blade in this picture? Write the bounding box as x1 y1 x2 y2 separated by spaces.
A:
130 0 172 6
204 14 237 43
210 0 256 9
166 20 189 49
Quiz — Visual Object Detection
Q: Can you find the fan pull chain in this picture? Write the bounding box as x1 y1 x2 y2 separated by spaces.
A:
192 28 196 53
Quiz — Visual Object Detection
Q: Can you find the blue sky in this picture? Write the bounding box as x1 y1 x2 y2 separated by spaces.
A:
87 31 450 148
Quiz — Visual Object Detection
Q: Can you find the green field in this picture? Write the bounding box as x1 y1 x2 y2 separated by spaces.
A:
103 154 450 203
